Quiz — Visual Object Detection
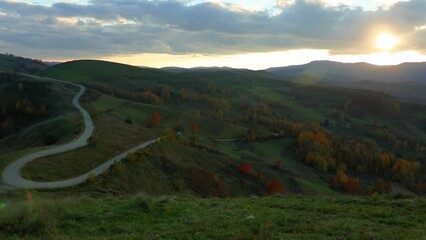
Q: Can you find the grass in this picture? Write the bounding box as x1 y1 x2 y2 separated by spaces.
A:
0 73 81 157
92 93 267 138
0 195 424 239
23 114 155 181
249 86 327 122
0 114 82 154
68 137 335 196
0 147 51 177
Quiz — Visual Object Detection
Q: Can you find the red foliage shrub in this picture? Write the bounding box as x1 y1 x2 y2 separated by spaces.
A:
266 180 285 195
146 112 161 127
236 162 252 174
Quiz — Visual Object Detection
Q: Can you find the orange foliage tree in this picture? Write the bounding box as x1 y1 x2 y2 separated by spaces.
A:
297 131 335 172
392 159 421 184
330 170 363 194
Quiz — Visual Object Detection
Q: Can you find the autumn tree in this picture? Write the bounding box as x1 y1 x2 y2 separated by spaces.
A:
330 169 363 194
297 131 335 172
392 159 421 184
142 90 163 105
146 112 161 128
372 178 390 194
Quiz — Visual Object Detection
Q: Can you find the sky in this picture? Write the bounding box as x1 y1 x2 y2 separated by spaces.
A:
1 0 426 69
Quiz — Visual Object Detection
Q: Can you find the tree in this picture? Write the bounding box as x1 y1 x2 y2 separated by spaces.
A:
392 159 421 184
372 178 390 194
146 112 161 128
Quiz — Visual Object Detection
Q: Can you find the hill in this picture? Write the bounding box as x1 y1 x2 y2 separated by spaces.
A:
336 80 426 104
267 61 426 83
1 58 426 239
17 59 424 197
266 61 426 104
0 72 81 154
39 60 187 85
0 54 48 74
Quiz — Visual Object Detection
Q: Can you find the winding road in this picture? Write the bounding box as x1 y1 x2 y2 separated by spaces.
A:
0 78 159 191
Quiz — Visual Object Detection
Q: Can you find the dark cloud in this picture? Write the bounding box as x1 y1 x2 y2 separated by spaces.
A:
0 0 425 59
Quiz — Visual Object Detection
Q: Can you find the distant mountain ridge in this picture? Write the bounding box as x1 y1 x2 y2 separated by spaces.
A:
267 61 426 83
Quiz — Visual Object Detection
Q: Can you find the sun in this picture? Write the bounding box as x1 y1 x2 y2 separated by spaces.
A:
376 33 399 51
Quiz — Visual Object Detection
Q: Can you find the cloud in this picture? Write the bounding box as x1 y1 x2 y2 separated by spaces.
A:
0 0 425 60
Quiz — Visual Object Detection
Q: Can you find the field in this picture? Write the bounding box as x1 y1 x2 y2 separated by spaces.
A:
0 194 424 239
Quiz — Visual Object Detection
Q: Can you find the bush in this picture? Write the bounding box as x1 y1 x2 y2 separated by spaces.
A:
132 197 152 213
266 180 285 195
236 163 253 174
0 200 59 237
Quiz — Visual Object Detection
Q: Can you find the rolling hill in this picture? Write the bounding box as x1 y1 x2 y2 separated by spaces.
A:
0 57 425 239
267 61 426 104
0 53 48 74
27 59 426 196
267 60 426 83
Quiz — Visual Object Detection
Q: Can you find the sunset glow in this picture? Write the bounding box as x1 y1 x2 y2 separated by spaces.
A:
376 33 399 51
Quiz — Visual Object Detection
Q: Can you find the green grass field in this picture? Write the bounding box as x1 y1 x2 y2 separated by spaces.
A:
0 194 424 239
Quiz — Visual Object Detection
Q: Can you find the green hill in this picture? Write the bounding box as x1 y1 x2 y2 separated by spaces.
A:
0 54 47 74
0 72 81 154
40 60 188 86
1 58 426 239
19 60 424 197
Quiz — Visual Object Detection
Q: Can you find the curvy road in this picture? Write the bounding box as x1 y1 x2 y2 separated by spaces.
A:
0 78 159 192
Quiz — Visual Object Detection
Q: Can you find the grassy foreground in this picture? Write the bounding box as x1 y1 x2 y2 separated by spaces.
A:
0 195 424 239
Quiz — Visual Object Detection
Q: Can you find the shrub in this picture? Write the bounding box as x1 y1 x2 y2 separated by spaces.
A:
266 180 285 195
236 162 253 174
127 152 138 162
146 112 161 128
132 197 151 213
0 200 59 237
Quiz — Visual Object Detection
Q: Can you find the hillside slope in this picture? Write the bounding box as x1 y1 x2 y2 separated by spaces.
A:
0 54 47 74
30 60 426 197
267 61 426 83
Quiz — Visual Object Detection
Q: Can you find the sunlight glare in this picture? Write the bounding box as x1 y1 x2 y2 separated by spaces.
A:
376 33 399 51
